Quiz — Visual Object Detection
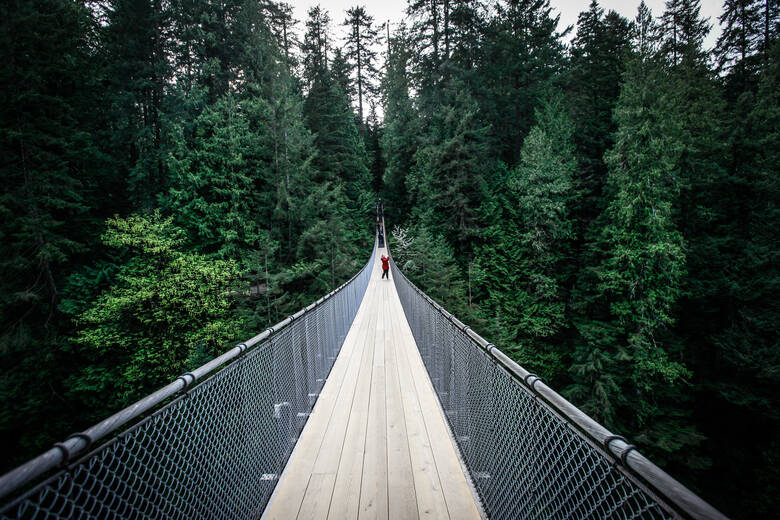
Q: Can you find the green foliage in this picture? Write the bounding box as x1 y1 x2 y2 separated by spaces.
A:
0 0 108 471
391 225 467 315
569 16 694 455
302 5 332 84
0 0 370 476
68 213 242 413
166 93 269 259
343 6 383 123
476 0 566 164
567 2 632 222
102 0 173 209
699 40 780 515
475 91 577 383
660 0 711 66
715 0 778 92
303 64 372 206
381 26 419 223
408 78 491 253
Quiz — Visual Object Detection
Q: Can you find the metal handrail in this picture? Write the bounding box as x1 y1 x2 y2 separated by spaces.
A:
0 240 377 504
389 251 727 520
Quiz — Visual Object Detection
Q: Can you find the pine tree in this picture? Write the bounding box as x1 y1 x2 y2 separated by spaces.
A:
303 71 371 205
263 1 298 69
330 48 355 106
365 102 386 193
660 0 711 66
570 3 695 456
406 0 487 82
301 5 331 86
715 0 779 93
165 93 268 259
758 0 780 60
381 25 419 223
296 183 364 293
701 40 780 516
477 0 566 164
263 77 318 264
301 6 371 205
0 0 105 472
568 2 631 223
166 3 316 265
102 0 173 209
299 6 373 278
479 90 577 382
716 0 762 79
406 0 444 80
343 6 383 123
446 0 487 72
408 78 490 254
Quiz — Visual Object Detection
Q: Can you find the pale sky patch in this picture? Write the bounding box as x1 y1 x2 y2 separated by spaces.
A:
290 0 724 49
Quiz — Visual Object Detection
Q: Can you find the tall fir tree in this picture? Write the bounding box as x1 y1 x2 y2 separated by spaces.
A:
478 90 577 383
716 0 779 95
445 0 488 73
343 6 383 123
0 0 109 471
381 25 419 223
406 0 444 81
477 0 566 164
569 3 698 460
697 39 780 516
408 78 490 254
301 5 331 86
102 0 173 208
567 2 631 224
660 0 711 66
365 102 386 193
165 92 269 259
264 1 298 70
300 6 373 284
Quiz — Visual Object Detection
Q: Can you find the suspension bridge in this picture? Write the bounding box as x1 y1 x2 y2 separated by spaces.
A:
0 212 727 519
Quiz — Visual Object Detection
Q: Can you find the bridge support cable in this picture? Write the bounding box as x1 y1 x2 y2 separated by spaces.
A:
0 243 377 519
389 255 727 520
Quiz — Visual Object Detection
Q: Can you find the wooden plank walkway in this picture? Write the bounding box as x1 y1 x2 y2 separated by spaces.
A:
262 247 482 520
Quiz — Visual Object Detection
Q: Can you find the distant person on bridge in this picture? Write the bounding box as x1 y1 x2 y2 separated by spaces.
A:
381 254 390 279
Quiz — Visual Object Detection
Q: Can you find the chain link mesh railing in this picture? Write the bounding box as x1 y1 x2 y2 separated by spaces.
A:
0 245 376 520
390 256 726 520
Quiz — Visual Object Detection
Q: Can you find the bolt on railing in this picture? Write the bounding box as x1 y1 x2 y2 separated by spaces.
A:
0 243 377 519
390 255 727 520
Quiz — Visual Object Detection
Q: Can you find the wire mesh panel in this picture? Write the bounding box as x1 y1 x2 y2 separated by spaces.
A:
0 247 376 520
391 259 683 520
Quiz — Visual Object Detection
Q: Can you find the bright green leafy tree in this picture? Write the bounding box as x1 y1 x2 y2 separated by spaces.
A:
68 213 241 415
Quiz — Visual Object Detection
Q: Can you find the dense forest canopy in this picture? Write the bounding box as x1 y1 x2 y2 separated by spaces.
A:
0 0 777 517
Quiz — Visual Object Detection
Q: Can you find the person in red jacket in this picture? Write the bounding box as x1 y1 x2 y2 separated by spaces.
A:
380 254 390 279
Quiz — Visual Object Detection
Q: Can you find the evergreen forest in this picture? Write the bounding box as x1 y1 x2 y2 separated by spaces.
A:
1 0 778 517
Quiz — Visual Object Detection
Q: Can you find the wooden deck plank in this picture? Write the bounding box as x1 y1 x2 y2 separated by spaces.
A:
327 289 377 519
263 287 376 520
359 365 389 520
263 248 482 520
389 293 450 519
390 291 482 520
359 279 389 520
297 474 337 520
298 288 377 517
383 277 419 520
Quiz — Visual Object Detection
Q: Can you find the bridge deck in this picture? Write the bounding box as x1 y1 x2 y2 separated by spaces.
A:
263 247 482 520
